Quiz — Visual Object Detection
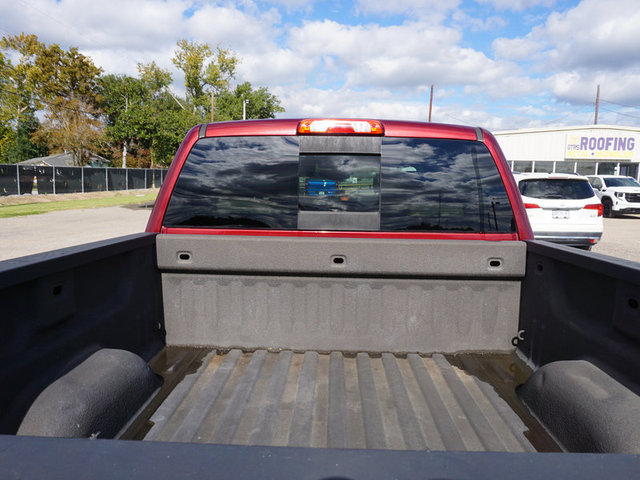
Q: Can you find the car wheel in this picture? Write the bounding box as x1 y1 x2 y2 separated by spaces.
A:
602 198 614 218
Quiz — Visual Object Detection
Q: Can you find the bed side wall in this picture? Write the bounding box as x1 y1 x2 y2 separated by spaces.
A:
0 233 165 434
518 240 640 392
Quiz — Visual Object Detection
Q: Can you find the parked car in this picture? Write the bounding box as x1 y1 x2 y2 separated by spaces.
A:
514 173 603 249
587 175 640 217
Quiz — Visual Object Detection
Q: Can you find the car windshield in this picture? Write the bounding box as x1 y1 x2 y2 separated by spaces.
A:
604 177 640 188
518 179 594 200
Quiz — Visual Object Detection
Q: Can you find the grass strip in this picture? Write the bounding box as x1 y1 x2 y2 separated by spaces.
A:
0 192 157 218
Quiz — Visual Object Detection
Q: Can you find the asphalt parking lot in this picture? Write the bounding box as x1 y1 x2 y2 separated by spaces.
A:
592 214 640 263
0 206 639 263
0 205 152 261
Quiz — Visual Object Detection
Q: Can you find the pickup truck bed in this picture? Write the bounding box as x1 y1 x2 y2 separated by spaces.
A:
4 118 640 478
125 347 558 452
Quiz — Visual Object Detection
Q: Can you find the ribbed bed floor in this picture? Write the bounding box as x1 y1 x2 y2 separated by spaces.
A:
132 348 558 452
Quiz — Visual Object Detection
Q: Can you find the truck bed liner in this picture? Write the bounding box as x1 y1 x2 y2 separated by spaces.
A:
124 348 559 452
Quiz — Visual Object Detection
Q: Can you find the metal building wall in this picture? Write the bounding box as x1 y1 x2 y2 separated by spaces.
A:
494 125 640 179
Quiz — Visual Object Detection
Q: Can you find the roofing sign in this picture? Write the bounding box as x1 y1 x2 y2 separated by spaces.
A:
565 133 637 161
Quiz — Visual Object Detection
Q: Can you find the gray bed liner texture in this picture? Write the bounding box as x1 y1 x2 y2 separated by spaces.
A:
141 348 552 452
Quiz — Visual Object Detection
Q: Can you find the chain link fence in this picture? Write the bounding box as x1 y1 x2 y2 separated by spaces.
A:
0 165 166 196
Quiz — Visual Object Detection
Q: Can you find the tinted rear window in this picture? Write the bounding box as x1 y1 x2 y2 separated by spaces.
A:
380 138 514 232
518 179 594 200
163 136 299 229
164 136 515 233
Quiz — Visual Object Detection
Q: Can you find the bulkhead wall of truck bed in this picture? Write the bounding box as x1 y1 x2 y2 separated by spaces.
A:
157 235 526 352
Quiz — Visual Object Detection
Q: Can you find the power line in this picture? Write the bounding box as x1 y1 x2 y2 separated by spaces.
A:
599 98 640 111
598 105 640 121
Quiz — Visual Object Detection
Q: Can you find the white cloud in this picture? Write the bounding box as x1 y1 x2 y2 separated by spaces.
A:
474 0 557 12
1 0 188 51
288 19 462 60
464 74 543 100
486 0 640 122
451 11 507 32
542 0 640 71
260 0 316 7
549 70 640 105
2 0 639 130
238 49 316 86
273 85 527 132
286 19 518 90
353 0 461 17
347 47 512 89
274 86 427 120
492 36 543 61
81 48 174 77
185 4 282 53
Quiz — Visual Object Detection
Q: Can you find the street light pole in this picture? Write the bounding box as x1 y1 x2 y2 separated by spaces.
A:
211 90 216 123
242 98 248 120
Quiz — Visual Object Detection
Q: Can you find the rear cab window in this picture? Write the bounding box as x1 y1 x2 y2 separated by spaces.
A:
163 131 516 235
518 179 594 200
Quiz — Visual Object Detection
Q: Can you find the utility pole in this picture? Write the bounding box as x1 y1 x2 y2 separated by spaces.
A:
594 84 600 125
428 84 434 122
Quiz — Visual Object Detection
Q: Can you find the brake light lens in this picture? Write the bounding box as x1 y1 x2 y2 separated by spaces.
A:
298 119 384 135
584 204 604 216
524 203 540 209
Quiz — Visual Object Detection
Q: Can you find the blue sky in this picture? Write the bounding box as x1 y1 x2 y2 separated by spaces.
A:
2 0 640 131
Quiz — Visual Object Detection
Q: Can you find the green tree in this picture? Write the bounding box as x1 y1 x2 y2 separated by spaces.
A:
171 40 238 117
137 62 197 166
34 97 104 166
0 124 15 163
100 74 152 167
0 33 103 165
100 67 202 168
215 81 284 121
148 104 200 166
1 34 286 167
137 62 174 99
3 109 47 162
0 34 44 134
1 34 101 117
0 50 13 161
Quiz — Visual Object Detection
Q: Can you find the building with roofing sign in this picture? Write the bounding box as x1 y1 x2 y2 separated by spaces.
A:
494 125 640 181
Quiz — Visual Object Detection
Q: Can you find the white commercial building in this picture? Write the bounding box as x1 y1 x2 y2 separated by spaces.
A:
494 125 640 181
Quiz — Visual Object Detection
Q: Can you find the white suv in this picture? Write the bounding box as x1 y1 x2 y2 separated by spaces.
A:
514 173 603 249
587 175 640 218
